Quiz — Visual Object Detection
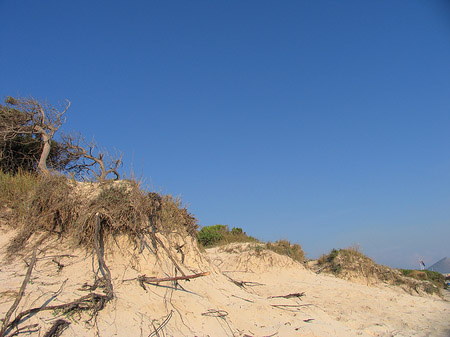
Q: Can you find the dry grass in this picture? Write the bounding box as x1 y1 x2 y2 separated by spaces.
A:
0 169 39 214
2 172 198 257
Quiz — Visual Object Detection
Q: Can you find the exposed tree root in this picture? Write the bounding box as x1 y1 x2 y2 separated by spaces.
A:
43 319 70 337
0 248 37 337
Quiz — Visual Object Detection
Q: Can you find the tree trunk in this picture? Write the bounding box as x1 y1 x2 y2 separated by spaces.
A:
37 132 51 175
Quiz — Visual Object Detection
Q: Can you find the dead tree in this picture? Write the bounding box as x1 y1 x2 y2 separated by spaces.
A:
61 133 122 181
0 96 69 175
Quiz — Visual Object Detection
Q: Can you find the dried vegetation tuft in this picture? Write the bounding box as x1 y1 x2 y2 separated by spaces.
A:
1 171 198 257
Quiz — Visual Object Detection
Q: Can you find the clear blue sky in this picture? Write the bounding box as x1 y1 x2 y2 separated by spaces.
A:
1 0 449 269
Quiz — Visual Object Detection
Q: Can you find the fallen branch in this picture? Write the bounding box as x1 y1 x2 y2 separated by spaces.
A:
268 292 305 300
303 318 314 323
0 248 37 337
138 271 209 289
43 319 70 337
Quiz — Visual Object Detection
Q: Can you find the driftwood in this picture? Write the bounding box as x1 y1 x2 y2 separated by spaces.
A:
268 292 305 300
43 319 70 337
138 272 209 290
0 248 37 337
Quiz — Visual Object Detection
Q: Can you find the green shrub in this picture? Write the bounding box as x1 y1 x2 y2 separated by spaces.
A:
231 227 243 235
197 225 227 247
197 225 259 247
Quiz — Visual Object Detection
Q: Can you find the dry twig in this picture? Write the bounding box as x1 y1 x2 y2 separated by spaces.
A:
268 292 305 300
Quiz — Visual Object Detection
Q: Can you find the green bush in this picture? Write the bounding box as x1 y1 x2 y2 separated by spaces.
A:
197 225 259 247
197 225 227 247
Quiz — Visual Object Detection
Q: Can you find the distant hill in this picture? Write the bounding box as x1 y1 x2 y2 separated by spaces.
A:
427 257 450 274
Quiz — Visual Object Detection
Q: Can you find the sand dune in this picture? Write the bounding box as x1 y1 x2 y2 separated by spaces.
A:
0 231 449 337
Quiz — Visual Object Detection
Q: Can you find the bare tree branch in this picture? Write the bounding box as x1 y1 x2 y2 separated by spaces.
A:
60 133 122 181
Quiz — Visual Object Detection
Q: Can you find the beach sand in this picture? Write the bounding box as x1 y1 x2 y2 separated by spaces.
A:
0 231 449 337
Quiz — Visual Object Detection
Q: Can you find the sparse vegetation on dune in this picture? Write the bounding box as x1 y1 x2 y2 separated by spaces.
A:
266 240 305 263
317 247 446 296
197 225 306 263
399 269 447 290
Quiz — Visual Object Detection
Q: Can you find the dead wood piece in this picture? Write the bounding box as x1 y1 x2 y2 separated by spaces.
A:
268 292 305 300
303 318 314 323
201 309 228 318
43 319 70 337
138 272 209 287
0 248 37 337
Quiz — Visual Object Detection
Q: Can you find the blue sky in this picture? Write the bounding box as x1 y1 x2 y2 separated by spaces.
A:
1 0 449 269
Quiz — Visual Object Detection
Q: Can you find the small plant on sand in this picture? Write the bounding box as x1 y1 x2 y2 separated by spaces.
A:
265 240 305 263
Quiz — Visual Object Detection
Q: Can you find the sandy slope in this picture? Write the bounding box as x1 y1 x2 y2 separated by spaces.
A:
0 232 449 337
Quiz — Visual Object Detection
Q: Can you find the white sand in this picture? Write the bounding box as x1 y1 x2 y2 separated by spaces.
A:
0 232 449 337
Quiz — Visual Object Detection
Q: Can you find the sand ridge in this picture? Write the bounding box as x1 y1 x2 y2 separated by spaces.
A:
0 236 449 336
